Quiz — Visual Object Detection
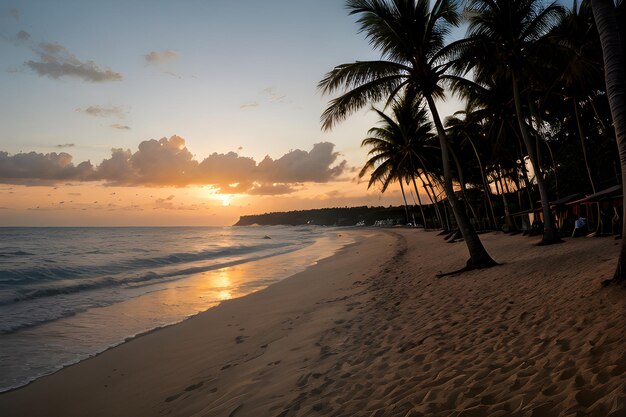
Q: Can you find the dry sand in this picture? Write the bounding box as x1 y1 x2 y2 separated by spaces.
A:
0 229 624 417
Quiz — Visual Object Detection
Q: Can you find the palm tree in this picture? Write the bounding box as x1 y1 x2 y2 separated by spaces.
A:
319 0 496 269
358 111 413 225
445 111 498 229
545 0 604 195
361 94 441 228
591 0 626 285
458 0 565 244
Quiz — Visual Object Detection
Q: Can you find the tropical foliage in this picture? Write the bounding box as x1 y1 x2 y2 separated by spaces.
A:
321 0 626 284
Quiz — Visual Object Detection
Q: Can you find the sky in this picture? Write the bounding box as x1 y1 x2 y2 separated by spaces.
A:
0 0 467 226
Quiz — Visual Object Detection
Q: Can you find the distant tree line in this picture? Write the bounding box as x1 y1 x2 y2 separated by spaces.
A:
234 206 414 227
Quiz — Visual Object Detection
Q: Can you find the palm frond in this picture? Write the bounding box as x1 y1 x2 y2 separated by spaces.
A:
321 75 406 130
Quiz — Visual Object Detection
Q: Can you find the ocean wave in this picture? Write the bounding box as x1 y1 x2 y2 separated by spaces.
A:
0 242 306 308
0 251 34 257
0 242 292 285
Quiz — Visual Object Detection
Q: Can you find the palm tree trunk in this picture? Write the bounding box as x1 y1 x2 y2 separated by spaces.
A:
419 175 437 228
529 100 560 199
466 134 498 230
574 99 597 193
588 94 608 132
421 168 444 229
449 144 479 221
442 198 452 231
425 95 496 268
512 73 561 244
574 98 602 234
519 157 535 210
592 0 626 284
411 175 427 228
498 166 516 232
510 122 536 210
398 180 410 225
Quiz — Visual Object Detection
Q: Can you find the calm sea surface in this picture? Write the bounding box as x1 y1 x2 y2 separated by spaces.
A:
0 226 352 391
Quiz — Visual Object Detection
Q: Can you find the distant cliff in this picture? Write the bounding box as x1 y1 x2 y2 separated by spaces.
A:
234 206 410 226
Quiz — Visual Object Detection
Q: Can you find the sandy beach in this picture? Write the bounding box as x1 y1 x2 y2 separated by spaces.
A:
1 229 625 417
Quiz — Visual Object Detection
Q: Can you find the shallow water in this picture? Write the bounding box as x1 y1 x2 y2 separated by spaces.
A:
0 226 352 391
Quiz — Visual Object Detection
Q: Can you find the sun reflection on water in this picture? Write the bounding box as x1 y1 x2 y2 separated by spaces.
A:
213 268 233 300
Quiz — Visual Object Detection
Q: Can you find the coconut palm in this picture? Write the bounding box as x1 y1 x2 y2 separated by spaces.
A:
361 94 441 227
543 0 604 194
591 0 626 285
319 0 496 269
457 0 565 244
445 111 498 229
358 113 413 225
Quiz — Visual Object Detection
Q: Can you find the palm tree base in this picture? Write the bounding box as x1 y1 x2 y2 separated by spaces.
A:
601 277 626 288
603 263 626 287
436 257 499 278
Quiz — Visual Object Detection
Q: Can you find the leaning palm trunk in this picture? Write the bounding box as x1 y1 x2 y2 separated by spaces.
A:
574 100 597 193
426 95 496 268
592 0 626 284
398 180 411 225
512 74 560 244
419 164 445 229
426 175 445 228
411 175 427 228
574 99 602 234
449 145 478 221
497 166 516 232
466 135 498 230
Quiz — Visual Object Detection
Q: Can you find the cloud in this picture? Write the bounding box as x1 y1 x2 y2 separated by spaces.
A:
94 136 198 186
154 195 175 209
0 136 347 194
77 105 126 118
257 142 348 183
163 71 181 79
17 30 30 41
153 195 194 210
111 124 131 130
240 102 259 109
26 42 122 82
263 87 285 103
0 151 94 184
56 143 75 148
144 50 178 65
247 184 296 195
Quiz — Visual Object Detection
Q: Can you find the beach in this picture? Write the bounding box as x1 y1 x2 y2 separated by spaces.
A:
1 228 625 416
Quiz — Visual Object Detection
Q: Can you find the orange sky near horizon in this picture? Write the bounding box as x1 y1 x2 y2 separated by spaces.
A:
0 179 415 226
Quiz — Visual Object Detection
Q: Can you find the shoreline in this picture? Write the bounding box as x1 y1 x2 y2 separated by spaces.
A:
0 228 395 416
0 228 357 394
1 229 625 416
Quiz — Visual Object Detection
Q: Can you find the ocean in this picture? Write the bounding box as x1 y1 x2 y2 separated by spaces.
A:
0 226 352 392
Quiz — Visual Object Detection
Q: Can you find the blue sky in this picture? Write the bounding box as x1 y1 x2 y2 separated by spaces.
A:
0 0 468 166
1 0 377 164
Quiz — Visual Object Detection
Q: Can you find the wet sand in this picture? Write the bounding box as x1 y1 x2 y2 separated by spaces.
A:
1 229 624 416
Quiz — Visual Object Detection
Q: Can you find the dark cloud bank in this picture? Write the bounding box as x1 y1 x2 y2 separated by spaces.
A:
0 136 347 195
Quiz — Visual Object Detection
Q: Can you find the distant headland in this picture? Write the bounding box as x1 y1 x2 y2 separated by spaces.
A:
233 206 410 227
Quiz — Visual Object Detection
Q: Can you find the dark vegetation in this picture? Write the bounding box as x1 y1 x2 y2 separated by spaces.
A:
316 0 625 283
234 206 411 227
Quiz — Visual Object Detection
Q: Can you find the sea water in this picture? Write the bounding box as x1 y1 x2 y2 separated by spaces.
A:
0 226 351 391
